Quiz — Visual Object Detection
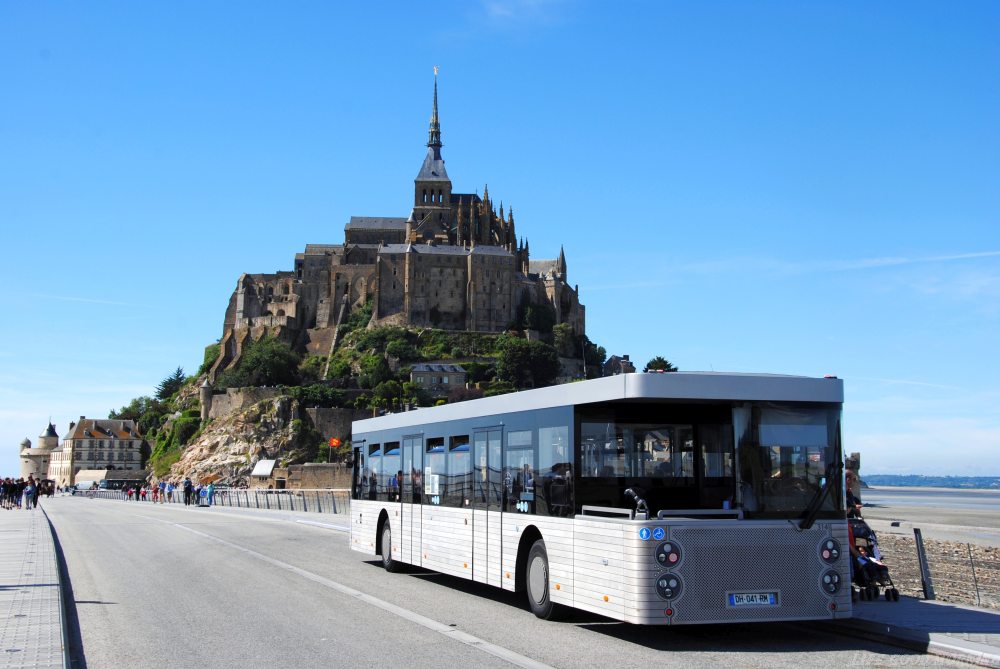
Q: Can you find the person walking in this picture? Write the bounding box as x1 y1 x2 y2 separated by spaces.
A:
23 477 37 510
183 478 193 505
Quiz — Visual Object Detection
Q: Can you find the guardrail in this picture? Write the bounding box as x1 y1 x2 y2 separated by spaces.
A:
72 488 352 514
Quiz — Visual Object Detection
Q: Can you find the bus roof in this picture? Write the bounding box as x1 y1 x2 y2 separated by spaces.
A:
353 371 843 434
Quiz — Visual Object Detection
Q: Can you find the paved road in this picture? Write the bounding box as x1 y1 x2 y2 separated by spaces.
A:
43 497 968 668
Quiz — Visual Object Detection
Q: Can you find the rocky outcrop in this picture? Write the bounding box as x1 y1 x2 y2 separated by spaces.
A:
164 394 314 485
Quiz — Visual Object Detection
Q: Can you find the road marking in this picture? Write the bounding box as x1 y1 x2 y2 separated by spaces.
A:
295 519 350 533
139 515 553 669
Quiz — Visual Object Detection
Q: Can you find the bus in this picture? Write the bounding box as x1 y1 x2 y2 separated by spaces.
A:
350 372 851 625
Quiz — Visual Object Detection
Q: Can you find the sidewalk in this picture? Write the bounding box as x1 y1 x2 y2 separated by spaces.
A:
835 597 1000 668
0 505 66 669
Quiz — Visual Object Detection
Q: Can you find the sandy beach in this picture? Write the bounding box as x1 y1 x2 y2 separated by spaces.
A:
850 486 1000 608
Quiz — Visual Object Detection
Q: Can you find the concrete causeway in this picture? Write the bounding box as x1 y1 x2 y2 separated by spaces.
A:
5 498 1000 668
0 505 67 669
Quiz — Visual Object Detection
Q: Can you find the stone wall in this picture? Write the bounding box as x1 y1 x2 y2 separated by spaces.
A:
306 407 367 442
207 387 284 421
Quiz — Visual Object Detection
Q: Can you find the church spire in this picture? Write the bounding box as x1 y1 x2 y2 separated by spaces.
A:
427 66 442 155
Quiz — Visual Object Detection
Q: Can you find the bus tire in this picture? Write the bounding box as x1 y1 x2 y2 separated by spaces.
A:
526 539 558 619
381 522 400 573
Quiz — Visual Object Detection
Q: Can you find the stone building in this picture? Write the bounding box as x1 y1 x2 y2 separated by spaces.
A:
19 422 59 480
47 417 145 488
210 74 585 380
410 363 467 394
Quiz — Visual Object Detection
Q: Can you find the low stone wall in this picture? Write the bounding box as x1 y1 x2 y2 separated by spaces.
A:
207 387 283 420
253 463 353 489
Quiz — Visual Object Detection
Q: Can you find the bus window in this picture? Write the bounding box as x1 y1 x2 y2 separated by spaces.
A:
383 441 400 502
447 435 470 507
505 430 534 513
367 444 381 501
426 437 445 504
538 425 571 516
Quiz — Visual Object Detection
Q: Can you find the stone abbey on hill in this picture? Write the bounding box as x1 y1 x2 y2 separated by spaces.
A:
209 75 585 379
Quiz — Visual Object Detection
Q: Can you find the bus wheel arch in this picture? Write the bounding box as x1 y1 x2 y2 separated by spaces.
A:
515 526 542 595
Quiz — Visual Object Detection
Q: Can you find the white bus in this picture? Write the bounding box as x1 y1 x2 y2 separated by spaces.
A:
350 372 851 624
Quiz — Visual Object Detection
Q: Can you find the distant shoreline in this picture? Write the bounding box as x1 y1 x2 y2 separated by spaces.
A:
864 485 1000 495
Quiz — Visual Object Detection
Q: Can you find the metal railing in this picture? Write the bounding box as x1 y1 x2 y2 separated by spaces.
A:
72 488 352 515
872 530 1000 609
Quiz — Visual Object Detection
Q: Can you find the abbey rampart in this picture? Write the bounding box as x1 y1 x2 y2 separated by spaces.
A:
210 75 585 380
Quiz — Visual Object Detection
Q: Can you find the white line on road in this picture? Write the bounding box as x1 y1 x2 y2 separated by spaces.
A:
295 519 350 532
137 514 553 669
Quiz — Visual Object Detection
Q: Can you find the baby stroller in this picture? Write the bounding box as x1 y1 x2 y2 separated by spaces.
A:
850 517 900 601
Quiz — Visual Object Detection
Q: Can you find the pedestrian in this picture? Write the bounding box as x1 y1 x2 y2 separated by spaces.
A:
207 482 215 506
183 478 193 505
158 480 166 503
166 481 175 503
24 477 37 510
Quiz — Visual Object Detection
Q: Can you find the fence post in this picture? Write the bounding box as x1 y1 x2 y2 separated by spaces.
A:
914 528 936 600
968 543 982 607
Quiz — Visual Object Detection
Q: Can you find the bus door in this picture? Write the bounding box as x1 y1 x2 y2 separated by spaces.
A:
472 428 503 586
402 434 423 565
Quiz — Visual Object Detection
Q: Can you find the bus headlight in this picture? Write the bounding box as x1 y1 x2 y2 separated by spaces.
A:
654 541 682 567
820 539 841 564
655 574 682 600
821 569 842 594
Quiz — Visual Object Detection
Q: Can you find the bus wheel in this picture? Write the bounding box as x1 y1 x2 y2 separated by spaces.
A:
381 522 400 573
527 539 557 619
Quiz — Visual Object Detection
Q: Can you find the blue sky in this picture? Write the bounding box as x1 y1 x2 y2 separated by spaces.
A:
2 1 998 477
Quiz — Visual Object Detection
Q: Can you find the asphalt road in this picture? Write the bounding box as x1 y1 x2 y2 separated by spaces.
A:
44 497 967 668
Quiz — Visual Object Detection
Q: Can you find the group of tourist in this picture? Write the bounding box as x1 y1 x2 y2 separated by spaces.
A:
1 475 51 510
119 478 217 506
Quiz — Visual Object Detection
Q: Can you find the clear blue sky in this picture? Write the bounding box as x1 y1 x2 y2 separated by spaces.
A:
3 1 998 477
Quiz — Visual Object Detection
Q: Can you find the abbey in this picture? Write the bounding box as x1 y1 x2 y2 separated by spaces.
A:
210 75 585 379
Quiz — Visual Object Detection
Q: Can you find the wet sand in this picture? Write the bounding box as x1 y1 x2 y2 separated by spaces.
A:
858 486 1000 547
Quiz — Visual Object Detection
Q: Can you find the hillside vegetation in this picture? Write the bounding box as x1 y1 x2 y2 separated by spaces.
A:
110 309 612 479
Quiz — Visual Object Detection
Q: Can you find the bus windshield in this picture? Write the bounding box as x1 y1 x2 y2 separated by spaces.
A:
738 402 842 519
576 400 843 520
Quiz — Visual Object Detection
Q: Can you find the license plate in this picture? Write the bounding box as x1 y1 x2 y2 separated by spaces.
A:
727 592 778 607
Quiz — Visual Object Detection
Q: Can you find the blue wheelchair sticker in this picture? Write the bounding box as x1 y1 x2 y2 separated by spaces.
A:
652 527 665 540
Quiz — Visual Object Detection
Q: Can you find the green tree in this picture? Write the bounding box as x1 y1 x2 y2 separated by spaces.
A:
109 396 166 423
359 354 393 389
197 343 221 376
552 323 575 357
644 356 678 372
216 337 302 388
298 355 327 383
155 367 186 400
582 337 607 379
495 337 561 389
402 381 433 408
373 380 403 412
